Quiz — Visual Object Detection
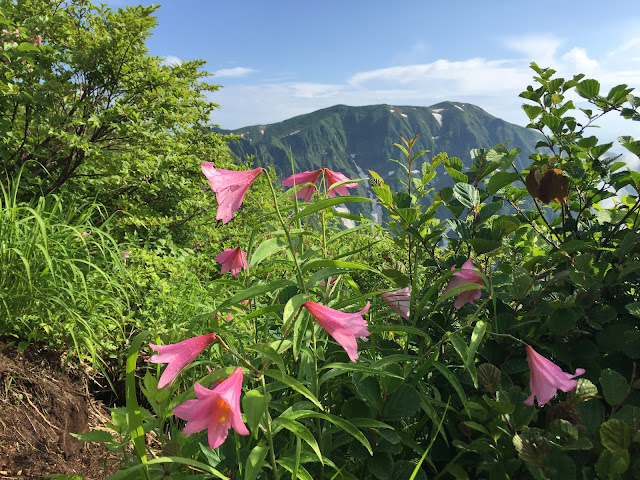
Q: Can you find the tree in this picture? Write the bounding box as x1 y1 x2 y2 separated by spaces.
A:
0 0 236 242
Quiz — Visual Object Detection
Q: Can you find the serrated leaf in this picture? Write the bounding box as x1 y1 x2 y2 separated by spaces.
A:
626 302 640 318
477 363 501 393
600 419 631 452
576 79 601 99
567 378 599 404
452 183 480 209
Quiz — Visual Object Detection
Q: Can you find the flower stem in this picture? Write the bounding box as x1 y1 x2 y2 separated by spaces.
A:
261 376 280 480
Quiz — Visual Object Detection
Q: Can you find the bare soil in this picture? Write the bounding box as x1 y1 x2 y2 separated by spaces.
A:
0 339 119 479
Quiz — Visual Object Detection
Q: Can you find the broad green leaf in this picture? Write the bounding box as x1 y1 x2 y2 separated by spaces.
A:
487 172 519 194
245 442 268 480
625 302 640 318
600 369 628 406
381 383 421 421
242 389 272 434
600 419 631 452
446 166 467 183
547 308 577 334
251 237 286 265
452 183 480 209
282 293 307 338
576 79 601 98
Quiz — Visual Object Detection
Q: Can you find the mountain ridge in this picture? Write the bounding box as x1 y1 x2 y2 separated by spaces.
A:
217 102 542 220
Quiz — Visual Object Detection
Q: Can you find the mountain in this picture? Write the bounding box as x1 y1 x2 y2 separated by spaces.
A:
219 102 542 221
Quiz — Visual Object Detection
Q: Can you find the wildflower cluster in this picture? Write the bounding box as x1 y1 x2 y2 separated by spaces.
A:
144 162 586 456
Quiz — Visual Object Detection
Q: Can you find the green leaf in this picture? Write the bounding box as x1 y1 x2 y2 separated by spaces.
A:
549 419 579 443
522 104 543 120
484 398 515 414
595 449 630 477
544 449 576 480
282 293 306 340
452 183 480 209
507 266 532 299
600 419 631 452
244 442 268 480
217 280 296 311
466 321 486 388
368 452 394 480
272 417 323 464
433 361 470 416
626 302 640 318
277 458 314 480
547 308 577 334
301 258 378 275
290 196 372 222
242 389 271 434
576 79 601 99
251 237 286 266
446 166 467 183
487 171 519 194
282 410 374 455
567 378 599 404
468 238 502 254
381 384 421 421
125 330 151 478
600 369 628 406
263 369 323 410
69 429 115 443
106 456 228 480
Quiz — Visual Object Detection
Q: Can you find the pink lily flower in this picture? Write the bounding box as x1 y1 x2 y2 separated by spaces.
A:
215 247 249 278
201 164 264 223
524 345 585 406
324 168 358 197
443 258 484 309
173 367 249 449
381 287 411 321
148 333 218 389
303 301 370 361
282 169 323 202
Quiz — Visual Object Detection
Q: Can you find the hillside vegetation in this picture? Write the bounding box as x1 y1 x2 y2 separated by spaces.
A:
2 1 640 479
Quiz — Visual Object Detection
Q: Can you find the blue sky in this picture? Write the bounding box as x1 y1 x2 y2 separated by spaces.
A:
107 0 640 151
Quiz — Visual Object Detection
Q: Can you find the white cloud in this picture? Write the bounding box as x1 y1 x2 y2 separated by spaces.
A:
161 55 183 66
504 35 561 66
562 47 598 72
207 35 640 153
212 67 256 78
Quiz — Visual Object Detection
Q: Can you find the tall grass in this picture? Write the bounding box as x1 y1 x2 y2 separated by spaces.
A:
0 169 131 372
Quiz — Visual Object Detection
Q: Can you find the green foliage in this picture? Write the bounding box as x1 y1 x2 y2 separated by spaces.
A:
0 168 129 370
2 5 640 476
